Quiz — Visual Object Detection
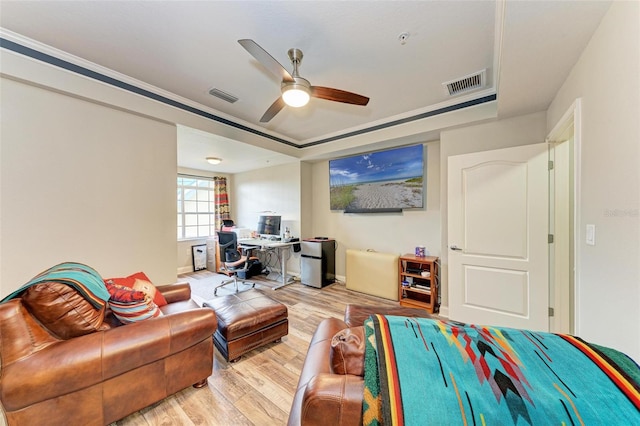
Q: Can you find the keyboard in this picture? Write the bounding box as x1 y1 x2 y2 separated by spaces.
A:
238 238 265 246
238 238 292 248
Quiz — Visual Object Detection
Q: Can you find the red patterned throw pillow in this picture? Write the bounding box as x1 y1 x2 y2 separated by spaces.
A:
103 271 167 307
104 280 162 324
108 296 162 324
105 281 146 303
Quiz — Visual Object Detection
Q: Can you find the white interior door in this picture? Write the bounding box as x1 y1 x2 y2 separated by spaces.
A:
448 143 549 331
549 139 574 334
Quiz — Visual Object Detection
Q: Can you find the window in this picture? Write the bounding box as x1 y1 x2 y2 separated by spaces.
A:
177 175 215 239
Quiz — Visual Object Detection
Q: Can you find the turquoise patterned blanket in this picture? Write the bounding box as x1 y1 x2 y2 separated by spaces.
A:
1 262 109 309
363 315 640 425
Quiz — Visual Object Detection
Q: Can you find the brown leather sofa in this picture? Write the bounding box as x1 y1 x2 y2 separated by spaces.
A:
0 282 217 426
288 304 432 426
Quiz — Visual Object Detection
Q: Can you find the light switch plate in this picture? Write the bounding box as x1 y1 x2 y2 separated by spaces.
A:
586 224 596 246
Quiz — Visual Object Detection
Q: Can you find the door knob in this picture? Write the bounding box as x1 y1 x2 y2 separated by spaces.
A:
450 245 463 251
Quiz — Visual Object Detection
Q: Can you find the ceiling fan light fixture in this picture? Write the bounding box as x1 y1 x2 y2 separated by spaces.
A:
282 82 310 107
238 40 369 122
206 157 222 165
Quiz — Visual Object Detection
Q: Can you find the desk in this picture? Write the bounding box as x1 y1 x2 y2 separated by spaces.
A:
238 238 294 289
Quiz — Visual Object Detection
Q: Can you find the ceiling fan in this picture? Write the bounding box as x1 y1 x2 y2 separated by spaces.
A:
238 39 370 123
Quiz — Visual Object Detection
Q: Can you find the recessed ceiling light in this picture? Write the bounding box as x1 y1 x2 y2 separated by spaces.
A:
206 157 222 165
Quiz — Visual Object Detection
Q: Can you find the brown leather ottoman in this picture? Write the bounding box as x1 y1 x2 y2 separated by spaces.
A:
203 291 288 361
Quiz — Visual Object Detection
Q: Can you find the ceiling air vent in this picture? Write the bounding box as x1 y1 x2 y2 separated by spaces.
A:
208 88 239 103
442 69 486 96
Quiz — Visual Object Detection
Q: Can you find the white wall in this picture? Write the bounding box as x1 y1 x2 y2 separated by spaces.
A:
310 142 441 280
546 1 640 360
232 162 303 274
439 112 548 311
0 77 177 295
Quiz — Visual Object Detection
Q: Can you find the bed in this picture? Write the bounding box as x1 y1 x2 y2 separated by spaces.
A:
363 315 640 425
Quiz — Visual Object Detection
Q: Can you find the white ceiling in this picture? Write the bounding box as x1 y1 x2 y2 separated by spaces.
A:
0 1 611 173
177 125 297 174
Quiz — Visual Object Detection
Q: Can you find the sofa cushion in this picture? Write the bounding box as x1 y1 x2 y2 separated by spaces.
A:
21 282 107 339
104 272 167 307
330 326 365 376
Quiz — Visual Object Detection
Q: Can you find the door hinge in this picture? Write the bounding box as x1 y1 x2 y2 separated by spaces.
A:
548 307 555 317
548 160 554 170
548 234 554 243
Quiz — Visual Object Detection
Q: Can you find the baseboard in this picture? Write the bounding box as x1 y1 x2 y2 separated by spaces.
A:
177 265 194 275
438 305 449 318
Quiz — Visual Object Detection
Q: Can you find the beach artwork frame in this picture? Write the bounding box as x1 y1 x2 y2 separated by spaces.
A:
329 144 424 211
191 244 207 271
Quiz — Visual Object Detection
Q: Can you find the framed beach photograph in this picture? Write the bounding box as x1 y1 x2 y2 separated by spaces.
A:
191 244 207 271
329 144 424 212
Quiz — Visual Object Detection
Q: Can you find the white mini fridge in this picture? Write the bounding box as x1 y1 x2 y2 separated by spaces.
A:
300 238 336 288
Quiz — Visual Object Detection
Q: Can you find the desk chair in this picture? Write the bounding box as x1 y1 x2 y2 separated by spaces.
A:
215 231 256 296
221 219 235 232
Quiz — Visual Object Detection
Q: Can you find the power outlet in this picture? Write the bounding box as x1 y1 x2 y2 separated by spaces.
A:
586 224 596 246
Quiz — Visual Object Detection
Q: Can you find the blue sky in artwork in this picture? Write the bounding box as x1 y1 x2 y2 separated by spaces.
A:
329 144 423 186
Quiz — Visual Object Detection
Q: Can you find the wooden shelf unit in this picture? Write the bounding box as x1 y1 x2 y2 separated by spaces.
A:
398 254 439 313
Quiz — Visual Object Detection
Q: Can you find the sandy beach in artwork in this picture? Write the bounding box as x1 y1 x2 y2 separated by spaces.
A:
348 179 422 209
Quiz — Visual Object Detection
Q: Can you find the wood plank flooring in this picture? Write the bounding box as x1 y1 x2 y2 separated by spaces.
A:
113 272 403 426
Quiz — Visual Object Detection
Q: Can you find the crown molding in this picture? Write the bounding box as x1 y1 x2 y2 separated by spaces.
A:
1 27 497 151
0 28 297 146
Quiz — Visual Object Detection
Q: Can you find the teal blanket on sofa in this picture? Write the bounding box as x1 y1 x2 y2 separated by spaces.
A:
1 262 109 309
363 315 640 425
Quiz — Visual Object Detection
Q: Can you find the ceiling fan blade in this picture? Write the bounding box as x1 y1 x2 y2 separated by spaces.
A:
311 86 370 106
238 39 294 83
260 97 286 123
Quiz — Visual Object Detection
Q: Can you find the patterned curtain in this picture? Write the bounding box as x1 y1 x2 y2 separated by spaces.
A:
213 176 231 231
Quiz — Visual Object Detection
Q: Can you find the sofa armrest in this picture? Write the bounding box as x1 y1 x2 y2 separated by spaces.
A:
300 374 364 426
1 308 217 412
157 282 191 303
288 317 349 426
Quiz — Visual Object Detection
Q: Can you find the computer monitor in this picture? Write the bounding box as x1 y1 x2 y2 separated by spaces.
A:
257 215 281 237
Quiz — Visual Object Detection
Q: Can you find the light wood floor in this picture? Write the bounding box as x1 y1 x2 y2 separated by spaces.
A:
114 272 402 426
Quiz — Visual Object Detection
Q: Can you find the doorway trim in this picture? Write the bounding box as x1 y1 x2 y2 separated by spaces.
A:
546 98 582 334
